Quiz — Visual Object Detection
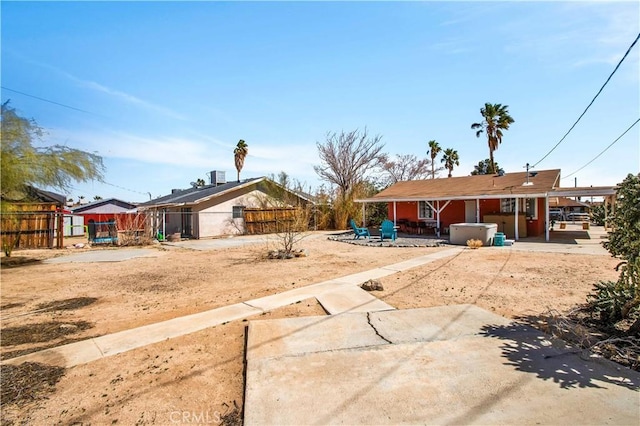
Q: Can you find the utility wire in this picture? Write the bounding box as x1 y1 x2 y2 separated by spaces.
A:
532 32 640 168
101 181 151 199
562 117 640 180
1 86 99 116
101 181 151 197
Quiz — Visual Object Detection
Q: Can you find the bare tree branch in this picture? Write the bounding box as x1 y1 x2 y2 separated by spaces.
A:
380 154 436 185
314 128 385 198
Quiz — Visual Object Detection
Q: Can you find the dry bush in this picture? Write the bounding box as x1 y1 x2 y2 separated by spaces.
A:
466 239 483 249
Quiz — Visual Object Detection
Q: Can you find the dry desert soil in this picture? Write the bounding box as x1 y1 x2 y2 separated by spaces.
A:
0 231 621 425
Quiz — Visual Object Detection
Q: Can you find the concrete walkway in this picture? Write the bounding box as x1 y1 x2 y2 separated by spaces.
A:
2 247 464 368
43 248 159 264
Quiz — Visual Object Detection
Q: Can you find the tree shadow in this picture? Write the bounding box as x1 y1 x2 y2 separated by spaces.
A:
480 321 639 391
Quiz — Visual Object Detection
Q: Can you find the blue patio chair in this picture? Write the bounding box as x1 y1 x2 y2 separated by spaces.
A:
380 219 397 242
349 219 370 239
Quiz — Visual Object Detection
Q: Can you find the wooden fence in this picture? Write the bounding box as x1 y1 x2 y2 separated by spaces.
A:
243 207 301 235
1 203 63 250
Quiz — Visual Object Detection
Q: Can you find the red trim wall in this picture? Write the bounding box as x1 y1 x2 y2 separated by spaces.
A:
387 198 546 237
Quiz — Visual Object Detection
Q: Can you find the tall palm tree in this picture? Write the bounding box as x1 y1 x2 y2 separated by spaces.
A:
233 139 249 182
471 103 514 174
427 140 441 179
441 148 460 178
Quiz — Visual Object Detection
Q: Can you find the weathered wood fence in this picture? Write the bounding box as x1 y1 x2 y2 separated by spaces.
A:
1 203 64 249
243 207 300 235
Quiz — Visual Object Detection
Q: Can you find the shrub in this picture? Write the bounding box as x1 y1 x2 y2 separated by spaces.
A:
466 239 483 249
587 173 640 334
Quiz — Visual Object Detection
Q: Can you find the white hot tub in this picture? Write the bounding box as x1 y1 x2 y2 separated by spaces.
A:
449 223 498 246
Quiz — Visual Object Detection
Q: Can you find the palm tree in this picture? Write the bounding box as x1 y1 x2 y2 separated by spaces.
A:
441 148 460 178
471 103 514 174
427 140 441 179
233 139 249 182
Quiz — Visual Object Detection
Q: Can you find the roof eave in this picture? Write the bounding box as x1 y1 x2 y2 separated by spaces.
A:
356 192 551 203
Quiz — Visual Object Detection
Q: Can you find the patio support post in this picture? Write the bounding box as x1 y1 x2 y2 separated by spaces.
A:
514 197 519 240
545 195 550 242
393 201 397 226
475 199 480 223
436 200 440 238
362 203 366 227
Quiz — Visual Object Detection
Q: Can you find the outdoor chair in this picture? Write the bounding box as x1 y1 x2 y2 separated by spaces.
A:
380 219 397 242
349 219 370 240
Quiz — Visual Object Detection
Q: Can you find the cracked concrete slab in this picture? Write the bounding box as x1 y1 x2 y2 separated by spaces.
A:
246 313 387 361
244 306 640 425
368 304 512 344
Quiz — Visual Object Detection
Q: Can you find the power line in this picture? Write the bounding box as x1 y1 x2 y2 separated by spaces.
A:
1 86 99 116
532 32 640 168
67 181 151 199
102 181 151 198
562 117 640 180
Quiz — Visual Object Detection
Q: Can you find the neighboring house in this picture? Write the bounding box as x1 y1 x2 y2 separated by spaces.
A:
71 199 142 243
138 174 314 239
70 198 138 223
0 186 66 249
355 169 616 241
549 196 591 218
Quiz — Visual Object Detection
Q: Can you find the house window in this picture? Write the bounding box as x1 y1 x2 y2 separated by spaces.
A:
500 198 538 219
524 198 537 219
500 198 516 213
418 201 434 219
232 205 244 219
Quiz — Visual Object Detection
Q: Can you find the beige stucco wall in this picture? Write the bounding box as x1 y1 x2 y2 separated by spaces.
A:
195 188 276 238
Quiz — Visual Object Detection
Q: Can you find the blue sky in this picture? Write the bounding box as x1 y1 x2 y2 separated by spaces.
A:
2 1 639 203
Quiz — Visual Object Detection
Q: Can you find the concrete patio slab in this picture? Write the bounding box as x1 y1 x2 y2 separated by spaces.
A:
369 304 512 344
244 306 640 425
44 248 158 263
246 313 386 361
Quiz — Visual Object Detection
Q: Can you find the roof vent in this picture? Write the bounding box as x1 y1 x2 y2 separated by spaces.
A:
497 170 505 176
171 188 182 194
209 170 226 186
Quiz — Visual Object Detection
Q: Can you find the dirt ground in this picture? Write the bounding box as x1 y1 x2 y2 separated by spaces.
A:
0 232 621 425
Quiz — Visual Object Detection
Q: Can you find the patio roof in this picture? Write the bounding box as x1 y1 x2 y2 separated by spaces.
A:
355 169 617 203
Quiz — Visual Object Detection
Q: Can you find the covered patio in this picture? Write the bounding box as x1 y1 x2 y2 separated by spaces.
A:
355 170 617 243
